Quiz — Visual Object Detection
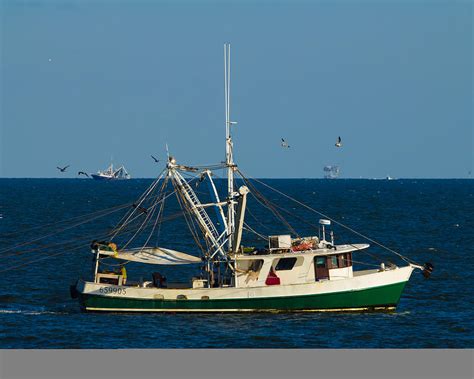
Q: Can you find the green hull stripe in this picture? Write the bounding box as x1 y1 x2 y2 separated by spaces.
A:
79 281 408 312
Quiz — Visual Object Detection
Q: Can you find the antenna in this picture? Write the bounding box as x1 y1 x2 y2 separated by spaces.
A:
224 43 235 252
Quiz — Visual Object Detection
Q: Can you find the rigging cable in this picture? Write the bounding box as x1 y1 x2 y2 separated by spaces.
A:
0 201 132 239
242 222 269 242
1 204 196 261
111 186 179 243
237 169 417 265
0 204 132 255
110 169 166 239
119 177 168 250
139 175 170 252
238 173 299 238
243 188 385 263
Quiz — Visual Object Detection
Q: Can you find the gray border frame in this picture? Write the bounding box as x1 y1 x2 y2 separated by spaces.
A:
1 1 473 379
1 349 473 379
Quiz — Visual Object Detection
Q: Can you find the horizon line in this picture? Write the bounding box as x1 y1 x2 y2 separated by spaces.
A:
0 177 472 180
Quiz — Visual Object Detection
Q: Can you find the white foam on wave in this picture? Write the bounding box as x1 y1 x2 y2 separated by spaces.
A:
382 310 411 317
0 309 67 315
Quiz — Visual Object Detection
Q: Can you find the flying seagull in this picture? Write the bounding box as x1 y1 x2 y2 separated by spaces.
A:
78 171 90 178
57 165 70 172
195 172 207 188
151 155 160 163
281 138 290 148
335 136 342 148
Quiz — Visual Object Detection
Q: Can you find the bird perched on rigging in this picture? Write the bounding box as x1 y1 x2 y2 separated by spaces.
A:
335 136 342 148
57 165 70 172
281 138 290 148
77 171 90 178
151 155 160 163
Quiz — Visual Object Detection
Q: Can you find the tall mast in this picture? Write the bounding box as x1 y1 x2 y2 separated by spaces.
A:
224 43 235 252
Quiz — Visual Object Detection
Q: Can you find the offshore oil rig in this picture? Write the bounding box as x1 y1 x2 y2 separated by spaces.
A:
323 165 340 179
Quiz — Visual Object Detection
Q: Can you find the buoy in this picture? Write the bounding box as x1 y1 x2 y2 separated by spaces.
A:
422 262 434 278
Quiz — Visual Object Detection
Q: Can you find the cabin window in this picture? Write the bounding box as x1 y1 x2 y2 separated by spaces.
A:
275 257 297 271
338 254 345 268
337 254 346 267
346 253 352 266
333 253 353 268
237 259 263 273
249 260 264 272
330 256 338 268
315 257 326 268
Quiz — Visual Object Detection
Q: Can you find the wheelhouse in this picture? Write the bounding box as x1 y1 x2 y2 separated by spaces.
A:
233 244 361 289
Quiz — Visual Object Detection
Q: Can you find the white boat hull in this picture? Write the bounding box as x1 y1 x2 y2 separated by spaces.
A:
74 265 415 312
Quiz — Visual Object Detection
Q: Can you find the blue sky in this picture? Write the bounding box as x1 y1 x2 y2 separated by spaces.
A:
1 0 472 178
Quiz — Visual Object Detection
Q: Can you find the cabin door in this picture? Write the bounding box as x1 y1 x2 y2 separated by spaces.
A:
314 256 329 280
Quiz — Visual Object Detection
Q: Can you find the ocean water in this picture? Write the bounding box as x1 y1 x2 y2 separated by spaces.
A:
0 178 472 349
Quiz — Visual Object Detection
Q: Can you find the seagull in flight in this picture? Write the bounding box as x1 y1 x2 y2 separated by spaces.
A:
335 136 342 148
57 165 70 172
281 138 290 148
78 171 90 178
151 155 160 163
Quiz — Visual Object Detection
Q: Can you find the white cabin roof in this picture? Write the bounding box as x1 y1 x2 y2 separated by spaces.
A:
232 243 369 261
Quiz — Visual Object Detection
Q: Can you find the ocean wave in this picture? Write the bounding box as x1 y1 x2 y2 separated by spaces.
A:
0 308 68 315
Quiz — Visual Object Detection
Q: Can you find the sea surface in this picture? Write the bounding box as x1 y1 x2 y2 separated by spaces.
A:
0 178 473 348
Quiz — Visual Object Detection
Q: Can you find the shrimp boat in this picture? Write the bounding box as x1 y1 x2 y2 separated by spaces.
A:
71 45 432 313
91 164 131 181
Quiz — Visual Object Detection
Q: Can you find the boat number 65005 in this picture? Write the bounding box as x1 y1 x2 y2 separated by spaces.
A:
99 287 126 295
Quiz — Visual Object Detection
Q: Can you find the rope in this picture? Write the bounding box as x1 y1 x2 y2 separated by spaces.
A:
239 174 299 237
237 170 417 266
245 207 271 232
0 205 199 272
0 205 129 255
0 201 131 238
243 189 386 264
0 243 87 273
242 223 268 242
139 176 170 252
110 170 165 239
110 186 179 243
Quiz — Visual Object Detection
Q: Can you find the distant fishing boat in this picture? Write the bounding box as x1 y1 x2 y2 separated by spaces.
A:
91 164 131 181
71 45 432 313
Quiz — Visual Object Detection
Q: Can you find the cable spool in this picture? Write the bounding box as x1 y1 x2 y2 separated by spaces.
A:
422 262 434 278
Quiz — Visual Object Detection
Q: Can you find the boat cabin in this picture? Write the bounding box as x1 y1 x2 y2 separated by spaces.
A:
234 243 357 288
231 221 359 289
